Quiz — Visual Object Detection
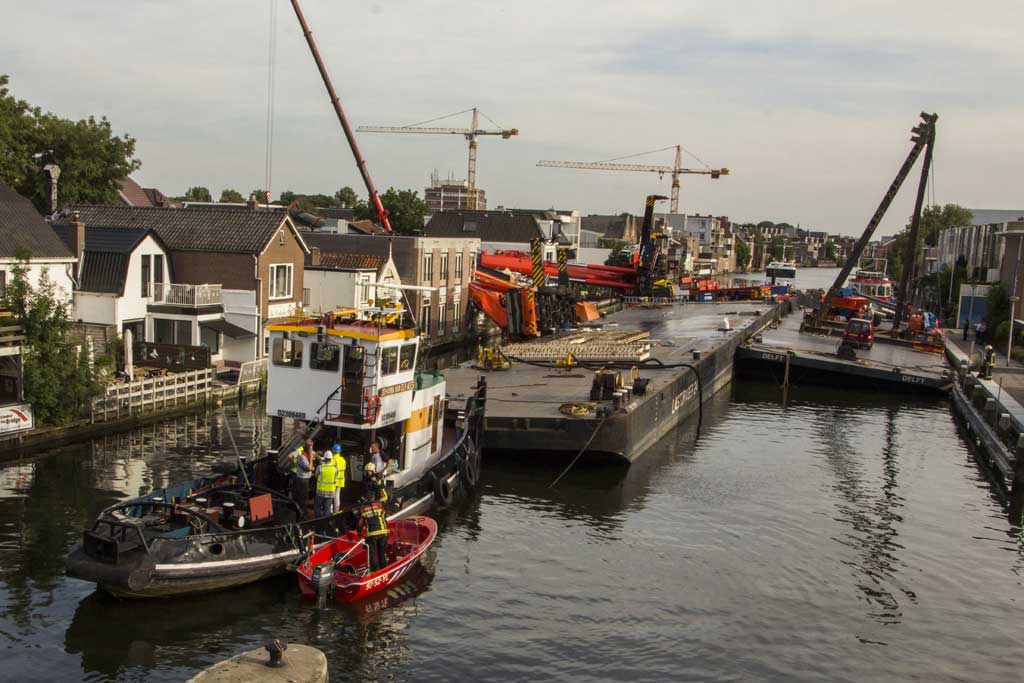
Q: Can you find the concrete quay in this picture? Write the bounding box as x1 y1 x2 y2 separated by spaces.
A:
186 643 328 683
445 300 785 462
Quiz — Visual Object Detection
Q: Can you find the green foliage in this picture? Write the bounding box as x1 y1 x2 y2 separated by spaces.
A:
335 186 361 209
734 239 751 272
768 235 786 260
987 282 1010 350
598 237 628 250
218 188 245 203
756 221 775 231
917 204 973 247
824 239 837 261
605 248 632 267
2 255 101 425
184 186 212 202
279 190 344 213
356 187 427 235
0 75 141 213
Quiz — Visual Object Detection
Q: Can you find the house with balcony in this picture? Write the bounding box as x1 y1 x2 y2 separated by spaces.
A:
54 203 308 365
302 233 402 313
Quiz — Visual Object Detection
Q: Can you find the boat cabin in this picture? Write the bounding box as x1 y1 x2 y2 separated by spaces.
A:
266 308 449 482
849 270 893 299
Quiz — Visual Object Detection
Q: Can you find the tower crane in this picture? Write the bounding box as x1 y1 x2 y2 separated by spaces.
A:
358 108 518 210
537 145 729 214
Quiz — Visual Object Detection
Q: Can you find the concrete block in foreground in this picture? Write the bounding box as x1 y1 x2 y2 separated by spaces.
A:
186 643 327 683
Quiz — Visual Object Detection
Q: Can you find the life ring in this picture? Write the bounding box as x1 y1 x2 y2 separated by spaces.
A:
364 394 382 423
433 472 454 506
459 455 480 489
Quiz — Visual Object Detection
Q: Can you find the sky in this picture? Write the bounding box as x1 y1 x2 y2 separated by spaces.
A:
4 0 1023 236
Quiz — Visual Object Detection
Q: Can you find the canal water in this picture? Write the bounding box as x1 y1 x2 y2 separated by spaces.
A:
1 378 1021 682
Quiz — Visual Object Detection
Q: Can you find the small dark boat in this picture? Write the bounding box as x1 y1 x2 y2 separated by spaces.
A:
297 516 437 604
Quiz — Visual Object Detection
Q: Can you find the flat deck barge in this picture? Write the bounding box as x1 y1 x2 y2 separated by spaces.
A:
736 312 952 393
445 301 783 462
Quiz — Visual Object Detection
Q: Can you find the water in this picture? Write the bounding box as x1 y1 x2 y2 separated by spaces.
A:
1 381 1021 682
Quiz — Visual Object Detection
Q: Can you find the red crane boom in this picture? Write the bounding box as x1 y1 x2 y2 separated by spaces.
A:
289 0 391 232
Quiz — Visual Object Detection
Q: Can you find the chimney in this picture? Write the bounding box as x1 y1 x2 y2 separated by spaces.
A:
43 164 60 215
247 193 259 209
310 246 321 266
67 211 85 264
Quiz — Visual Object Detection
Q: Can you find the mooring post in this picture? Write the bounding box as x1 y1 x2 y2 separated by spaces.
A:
1010 435 1024 526
783 351 791 388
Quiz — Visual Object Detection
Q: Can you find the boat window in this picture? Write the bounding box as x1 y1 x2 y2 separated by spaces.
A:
381 346 399 376
272 338 303 368
399 343 416 371
343 345 364 380
309 343 340 372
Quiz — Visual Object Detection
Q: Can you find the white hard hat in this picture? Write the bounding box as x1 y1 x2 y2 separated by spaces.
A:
365 462 377 474
323 450 333 459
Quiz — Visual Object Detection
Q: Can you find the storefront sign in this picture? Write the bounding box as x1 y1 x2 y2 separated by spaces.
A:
0 404 33 435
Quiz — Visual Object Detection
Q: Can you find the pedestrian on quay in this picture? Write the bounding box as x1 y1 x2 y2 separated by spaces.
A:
331 443 346 512
291 446 312 517
963 317 971 341
982 344 996 380
314 449 338 518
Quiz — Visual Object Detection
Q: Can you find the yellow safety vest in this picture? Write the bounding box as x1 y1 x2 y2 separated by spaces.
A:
360 504 388 537
316 461 337 494
333 454 346 489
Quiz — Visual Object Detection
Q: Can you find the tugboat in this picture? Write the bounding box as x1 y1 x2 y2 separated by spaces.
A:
765 261 797 281
848 269 894 301
66 304 486 598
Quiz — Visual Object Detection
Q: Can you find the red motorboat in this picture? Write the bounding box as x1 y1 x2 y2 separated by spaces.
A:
297 516 437 603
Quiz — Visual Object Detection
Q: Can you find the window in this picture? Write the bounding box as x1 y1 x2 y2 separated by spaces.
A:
154 318 191 344
343 345 364 380
455 252 463 279
399 343 416 371
422 253 433 282
421 301 431 337
272 337 303 367
154 254 164 285
439 253 449 282
141 255 151 297
0 271 6 299
176 320 192 345
270 264 293 299
381 346 399 376
200 325 220 354
438 303 447 336
310 343 340 372
302 288 311 308
453 300 461 332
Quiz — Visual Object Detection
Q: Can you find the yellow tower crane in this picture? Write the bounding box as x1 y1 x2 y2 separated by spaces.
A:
537 145 729 214
357 107 518 210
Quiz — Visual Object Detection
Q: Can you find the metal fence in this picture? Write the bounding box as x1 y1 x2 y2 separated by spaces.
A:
91 369 213 423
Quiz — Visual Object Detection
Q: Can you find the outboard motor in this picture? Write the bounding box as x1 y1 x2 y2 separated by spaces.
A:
311 563 335 607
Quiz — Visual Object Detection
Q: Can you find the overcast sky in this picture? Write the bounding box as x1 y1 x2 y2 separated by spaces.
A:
5 1 1023 235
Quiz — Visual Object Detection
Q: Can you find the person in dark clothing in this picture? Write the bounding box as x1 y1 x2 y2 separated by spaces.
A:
358 496 390 572
963 318 971 341
290 447 312 517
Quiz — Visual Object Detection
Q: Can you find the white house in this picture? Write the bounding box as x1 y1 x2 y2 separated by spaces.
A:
0 182 76 301
304 252 402 314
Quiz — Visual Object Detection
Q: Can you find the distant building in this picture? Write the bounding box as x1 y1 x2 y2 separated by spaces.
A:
424 210 551 259
0 181 76 301
581 214 639 244
116 177 175 208
424 173 486 212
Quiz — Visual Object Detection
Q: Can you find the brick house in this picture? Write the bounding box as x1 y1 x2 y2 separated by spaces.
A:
54 204 308 363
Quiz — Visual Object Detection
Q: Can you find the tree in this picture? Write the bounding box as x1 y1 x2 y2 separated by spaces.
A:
2 252 100 425
824 239 837 261
184 186 212 202
219 188 245 203
356 187 427 235
0 75 141 213
734 239 751 272
768 235 787 260
335 186 360 208
915 204 973 247
756 221 775 231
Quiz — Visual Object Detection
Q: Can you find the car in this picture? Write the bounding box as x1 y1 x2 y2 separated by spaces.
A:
844 318 874 349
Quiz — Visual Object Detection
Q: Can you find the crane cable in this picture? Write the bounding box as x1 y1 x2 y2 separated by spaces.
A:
264 0 279 197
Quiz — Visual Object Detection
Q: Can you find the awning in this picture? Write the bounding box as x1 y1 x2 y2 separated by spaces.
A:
201 319 256 339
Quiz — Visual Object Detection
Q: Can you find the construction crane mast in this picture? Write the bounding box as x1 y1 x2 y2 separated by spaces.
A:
537 145 729 213
358 108 518 210
810 112 938 329
288 0 391 231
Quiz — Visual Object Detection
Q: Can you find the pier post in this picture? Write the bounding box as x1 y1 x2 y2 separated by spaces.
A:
1010 435 1024 526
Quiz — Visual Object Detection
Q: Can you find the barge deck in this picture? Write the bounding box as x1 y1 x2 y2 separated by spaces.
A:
445 301 784 462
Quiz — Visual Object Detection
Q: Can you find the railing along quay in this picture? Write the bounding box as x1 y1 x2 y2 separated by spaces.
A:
91 369 213 423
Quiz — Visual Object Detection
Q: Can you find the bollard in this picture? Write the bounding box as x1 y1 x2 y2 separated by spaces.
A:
984 398 997 424
999 413 1011 431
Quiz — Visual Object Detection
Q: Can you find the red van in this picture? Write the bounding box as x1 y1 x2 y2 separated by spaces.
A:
844 318 874 349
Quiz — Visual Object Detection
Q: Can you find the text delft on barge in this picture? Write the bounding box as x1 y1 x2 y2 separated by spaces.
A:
66 306 487 598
